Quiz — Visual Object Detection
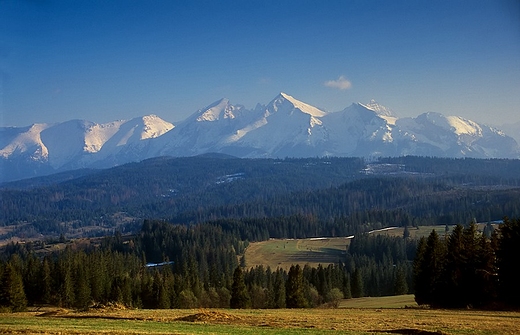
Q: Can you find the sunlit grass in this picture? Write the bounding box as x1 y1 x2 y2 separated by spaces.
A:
1 302 519 335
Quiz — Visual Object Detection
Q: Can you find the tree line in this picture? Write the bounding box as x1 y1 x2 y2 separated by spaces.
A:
0 218 415 311
414 217 520 308
3 156 520 241
1 216 519 312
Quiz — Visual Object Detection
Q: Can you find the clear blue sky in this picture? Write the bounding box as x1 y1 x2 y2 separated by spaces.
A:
1 0 519 126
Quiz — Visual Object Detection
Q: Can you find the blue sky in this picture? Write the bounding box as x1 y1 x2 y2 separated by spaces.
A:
1 0 519 127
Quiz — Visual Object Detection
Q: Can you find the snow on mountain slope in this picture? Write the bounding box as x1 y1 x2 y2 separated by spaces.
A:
224 93 329 157
192 98 238 122
0 115 174 179
322 103 395 156
41 120 100 168
80 115 174 167
0 123 51 161
275 93 327 117
394 112 518 158
153 93 329 158
361 100 398 125
152 99 253 157
1 93 519 183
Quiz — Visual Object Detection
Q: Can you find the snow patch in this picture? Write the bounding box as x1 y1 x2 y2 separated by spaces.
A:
279 92 327 117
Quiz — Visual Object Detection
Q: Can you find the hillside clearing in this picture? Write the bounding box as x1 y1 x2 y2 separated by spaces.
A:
244 226 450 270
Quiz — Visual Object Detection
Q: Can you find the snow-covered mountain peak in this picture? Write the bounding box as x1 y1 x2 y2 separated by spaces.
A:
138 115 174 139
445 116 482 136
361 100 396 117
0 123 51 159
272 93 327 117
193 98 242 122
417 112 482 136
2 93 519 183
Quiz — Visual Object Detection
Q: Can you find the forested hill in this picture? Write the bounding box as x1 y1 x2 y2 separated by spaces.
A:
1 156 520 239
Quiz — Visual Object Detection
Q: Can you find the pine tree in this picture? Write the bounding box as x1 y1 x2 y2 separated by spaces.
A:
41 257 52 305
286 265 307 308
273 269 286 308
230 266 250 308
351 269 364 298
74 263 91 310
497 217 520 307
414 230 445 306
439 224 464 307
0 263 27 312
393 266 408 295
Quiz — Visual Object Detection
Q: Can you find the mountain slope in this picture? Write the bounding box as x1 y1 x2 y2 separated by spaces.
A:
1 93 519 182
1 116 173 181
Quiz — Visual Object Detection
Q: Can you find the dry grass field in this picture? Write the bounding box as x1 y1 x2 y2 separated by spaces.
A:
1 300 519 335
244 225 450 270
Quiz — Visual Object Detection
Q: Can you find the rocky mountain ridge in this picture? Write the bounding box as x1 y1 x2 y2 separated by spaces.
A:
1 93 518 182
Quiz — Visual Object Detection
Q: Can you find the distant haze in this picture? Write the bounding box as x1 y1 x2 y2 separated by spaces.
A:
1 0 519 127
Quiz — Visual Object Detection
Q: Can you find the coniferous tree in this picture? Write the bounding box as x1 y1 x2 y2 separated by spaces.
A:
74 262 91 310
286 265 307 308
41 257 52 305
439 224 464 306
273 269 286 308
343 273 352 299
414 230 444 306
0 262 27 312
230 266 250 309
22 254 41 305
351 268 364 298
393 266 408 295
497 217 520 307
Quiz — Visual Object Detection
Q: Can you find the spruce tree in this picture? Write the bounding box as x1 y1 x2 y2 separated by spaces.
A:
41 257 52 305
230 266 250 308
497 217 520 307
393 266 408 295
351 269 364 298
439 224 464 307
414 230 445 306
286 265 307 308
273 269 286 308
0 263 27 312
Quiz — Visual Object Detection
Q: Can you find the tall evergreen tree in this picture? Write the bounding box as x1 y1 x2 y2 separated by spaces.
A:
497 217 520 307
351 269 364 298
273 269 286 308
41 257 52 305
393 266 408 295
230 266 250 309
286 265 307 308
414 230 445 306
439 224 464 306
0 262 27 312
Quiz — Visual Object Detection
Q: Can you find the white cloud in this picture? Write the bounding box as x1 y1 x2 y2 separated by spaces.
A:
324 75 352 90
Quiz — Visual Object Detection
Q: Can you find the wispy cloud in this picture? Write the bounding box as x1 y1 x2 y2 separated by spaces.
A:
324 75 352 90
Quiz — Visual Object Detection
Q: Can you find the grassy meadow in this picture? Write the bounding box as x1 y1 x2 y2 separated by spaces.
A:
1 297 519 335
244 225 448 270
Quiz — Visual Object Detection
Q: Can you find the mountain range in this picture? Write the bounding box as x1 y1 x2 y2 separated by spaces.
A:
1 92 519 182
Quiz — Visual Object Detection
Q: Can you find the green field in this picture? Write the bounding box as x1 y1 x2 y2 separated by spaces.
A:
244 225 450 270
1 298 519 335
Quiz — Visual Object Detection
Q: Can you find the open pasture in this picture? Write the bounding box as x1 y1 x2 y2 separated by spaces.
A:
244 226 449 270
1 301 519 335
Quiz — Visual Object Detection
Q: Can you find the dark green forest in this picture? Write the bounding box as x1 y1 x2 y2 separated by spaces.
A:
1 156 520 311
414 218 520 308
1 217 519 311
1 156 520 239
